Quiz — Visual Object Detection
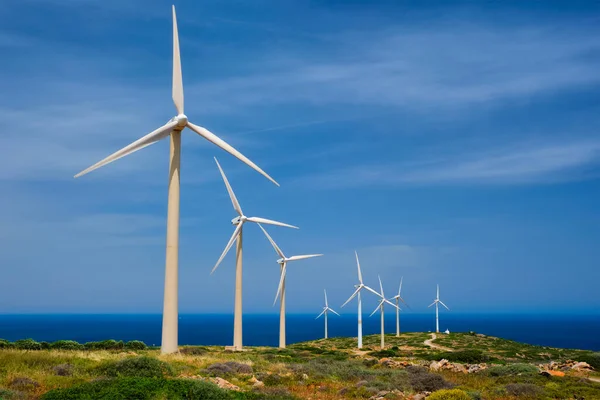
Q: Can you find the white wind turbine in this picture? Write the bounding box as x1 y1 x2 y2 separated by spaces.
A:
259 224 323 349
391 277 408 337
316 290 340 339
211 158 297 351
428 284 450 333
369 276 400 349
74 5 278 355
341 251 381 349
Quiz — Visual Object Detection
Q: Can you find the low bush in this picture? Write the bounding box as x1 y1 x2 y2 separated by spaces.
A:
487 363 538 376
180 346 208 355
8 377 40 391
578 352 600 369
427 389 472 400
83 339 124 350
124 340 147 350
50 340 83 350
505 383 543 398
368 349 398 358
407 366 454 392
289 359 372 381
96 356 173 378
0 389 24 399
40 377 234 400
52 363 74 376
13 339 42 350
442 350 489 363
0 339 12 349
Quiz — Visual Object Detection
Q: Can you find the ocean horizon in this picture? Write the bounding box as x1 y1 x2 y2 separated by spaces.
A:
1 313 598 351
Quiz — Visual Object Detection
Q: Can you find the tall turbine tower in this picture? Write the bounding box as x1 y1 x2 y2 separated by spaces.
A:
369 276 400 349
391 277 408 337
316 290 340 339
428 284 450 333
341 251 380 349
211 158 297 351
74 6 277 354
259 225 322 348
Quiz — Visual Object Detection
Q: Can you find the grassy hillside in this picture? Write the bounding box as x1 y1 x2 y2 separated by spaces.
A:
0 333 598 399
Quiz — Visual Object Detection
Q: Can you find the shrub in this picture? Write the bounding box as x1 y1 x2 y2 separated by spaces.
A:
505 383 543 397
442 350 489 363
407 366 454 392
96 356 173 378
0 339 12 349
487 363 538 376
8 377 39 390
50 340 83 350
40 341 51 350
124 340 147 350
427 389 472 400
52 364 74 376
224 361 253 374
252 386 296 399
290 359 372 381
40 377 234 400
180 346 207 355
368 349 398 358
0 389 24 399
83 339 124 350
205 362 234 377
14 339 42 350
578 352 600 369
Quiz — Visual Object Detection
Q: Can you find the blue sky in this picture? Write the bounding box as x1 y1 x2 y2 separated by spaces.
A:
1 0 599 315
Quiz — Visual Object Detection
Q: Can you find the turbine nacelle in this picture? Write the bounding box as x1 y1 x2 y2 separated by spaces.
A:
231 215 247 225
277 258 285 264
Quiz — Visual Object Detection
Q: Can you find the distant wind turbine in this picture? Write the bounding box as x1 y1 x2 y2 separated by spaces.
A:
428 284 450 333
73 5 277 355
369 276 400 349
259 224 323 348
316 290 340 339
391 277 408 337
341 251 381 349
211 158 297 351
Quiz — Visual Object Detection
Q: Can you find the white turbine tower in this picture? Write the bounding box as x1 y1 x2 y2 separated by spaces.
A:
73 5 277 355
211 158 297 351
369 276 400 349
391 277 408 337
341 251 381 349
316 290 340 339
259 224 323 349
428 284 450 333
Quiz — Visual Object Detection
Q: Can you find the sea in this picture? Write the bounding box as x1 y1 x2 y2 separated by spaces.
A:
0 313 598 351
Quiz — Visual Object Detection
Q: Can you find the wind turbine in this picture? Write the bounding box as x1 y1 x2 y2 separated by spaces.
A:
341 251 381 349
428 284 450 333
316 290 340 339
369 276 400 349
211 158 297 351
391 277 408 337
74 6 278 355
259 224 322 349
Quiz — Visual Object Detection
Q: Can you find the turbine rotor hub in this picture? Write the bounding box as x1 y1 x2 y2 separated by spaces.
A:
232 215 246 225
175 114 188 128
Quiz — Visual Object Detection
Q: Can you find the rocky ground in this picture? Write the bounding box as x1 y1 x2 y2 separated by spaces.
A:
0 332 599 399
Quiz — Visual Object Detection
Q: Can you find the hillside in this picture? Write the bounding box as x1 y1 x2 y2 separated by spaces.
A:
0 332 598 399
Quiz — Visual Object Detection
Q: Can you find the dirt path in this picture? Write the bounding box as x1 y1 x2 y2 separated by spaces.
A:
589 376 600 383
423 333 453 352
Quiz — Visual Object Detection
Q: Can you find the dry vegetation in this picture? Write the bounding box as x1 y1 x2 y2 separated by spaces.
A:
0 333 598 399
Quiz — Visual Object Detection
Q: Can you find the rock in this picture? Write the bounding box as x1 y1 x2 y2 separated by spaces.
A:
209 377 240 391
547 370 566 377
572 362 593 371
450 363 467 373
318 384 329 392
356 380 369 388
467 363 487 373
412 394 426 400
52 363 74 376
302 373 309 380
249 376 264 388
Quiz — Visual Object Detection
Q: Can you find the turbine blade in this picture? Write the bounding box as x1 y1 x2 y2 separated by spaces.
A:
428 301 436 308
329 308 341 316
187 122 278 186
364 285 383 298
355 251 363 284
378 275 384 297
74 121 177 178
341 287 360 308
172 5 183 115
286 254 323 262
273 263 287 305
257 224 285 259
214 157 243 216
439 301 450 310
324 289 328 307
369 301 383 317
246 217 298 229
399 276 403 296
437 284 439 300
211 222 243 274
316 310 325 319
384 299 400 310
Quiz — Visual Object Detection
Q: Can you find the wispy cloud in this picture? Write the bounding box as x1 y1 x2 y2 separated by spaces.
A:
295 140 600 188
